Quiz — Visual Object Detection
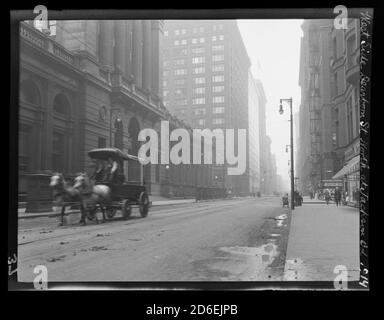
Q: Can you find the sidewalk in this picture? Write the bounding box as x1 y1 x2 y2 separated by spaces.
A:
283 201 359 282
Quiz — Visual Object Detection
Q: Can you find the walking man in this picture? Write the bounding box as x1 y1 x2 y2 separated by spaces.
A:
334 187 341 206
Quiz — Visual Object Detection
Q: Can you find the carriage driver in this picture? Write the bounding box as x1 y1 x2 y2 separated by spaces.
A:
106 157 119 182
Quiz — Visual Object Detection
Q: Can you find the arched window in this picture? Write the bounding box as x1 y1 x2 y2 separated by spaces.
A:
53 93 70 116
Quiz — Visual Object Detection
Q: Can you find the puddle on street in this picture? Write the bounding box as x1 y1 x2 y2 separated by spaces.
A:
198 242 279 281
275 214 287 227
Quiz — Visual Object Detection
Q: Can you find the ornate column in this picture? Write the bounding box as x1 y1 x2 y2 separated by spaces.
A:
98 20 114 68
114 21 126 73
132 20 143 87
125 21 133 79
150 20 162 98
142 20 152 91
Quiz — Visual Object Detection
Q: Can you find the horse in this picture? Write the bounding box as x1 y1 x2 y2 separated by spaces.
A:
49 173 84 226
73 173 112 225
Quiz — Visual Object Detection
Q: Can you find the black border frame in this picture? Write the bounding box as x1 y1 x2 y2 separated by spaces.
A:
9 5 374 291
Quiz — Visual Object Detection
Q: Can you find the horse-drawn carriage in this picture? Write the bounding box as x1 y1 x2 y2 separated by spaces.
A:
87 148 150 220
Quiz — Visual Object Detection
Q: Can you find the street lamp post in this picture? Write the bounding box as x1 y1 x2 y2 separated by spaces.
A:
279 97 295 210
109 108 121 147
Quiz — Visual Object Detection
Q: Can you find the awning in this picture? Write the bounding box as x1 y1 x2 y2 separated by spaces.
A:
332 155 360 180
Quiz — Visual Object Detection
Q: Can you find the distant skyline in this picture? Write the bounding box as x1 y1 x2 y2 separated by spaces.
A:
238 19 303 188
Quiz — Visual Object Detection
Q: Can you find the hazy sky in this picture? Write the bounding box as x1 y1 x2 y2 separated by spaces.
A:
238 19 303 186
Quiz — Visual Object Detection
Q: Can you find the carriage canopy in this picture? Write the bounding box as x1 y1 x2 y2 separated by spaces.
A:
88 148 140 162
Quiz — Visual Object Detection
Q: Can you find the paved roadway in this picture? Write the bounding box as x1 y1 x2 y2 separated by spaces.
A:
18 197 291 282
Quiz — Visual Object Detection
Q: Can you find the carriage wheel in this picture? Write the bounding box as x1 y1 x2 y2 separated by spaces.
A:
105 206 117 219
86 207 97 221
122 200 132 220
139 193 149 218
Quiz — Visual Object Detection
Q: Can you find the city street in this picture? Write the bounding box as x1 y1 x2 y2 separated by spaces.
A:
18 197 291 282
17 196 359 283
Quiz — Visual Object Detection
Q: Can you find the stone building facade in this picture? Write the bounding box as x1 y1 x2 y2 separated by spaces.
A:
19 20 216 201
297 19 360 205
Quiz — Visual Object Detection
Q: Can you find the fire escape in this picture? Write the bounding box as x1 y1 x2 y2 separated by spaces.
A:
308 30 322 191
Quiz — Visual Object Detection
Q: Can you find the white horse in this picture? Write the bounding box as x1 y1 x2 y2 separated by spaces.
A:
49 173 84 226
73 173 112 224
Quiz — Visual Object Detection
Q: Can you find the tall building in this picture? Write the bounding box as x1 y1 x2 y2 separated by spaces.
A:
298 19 360 205
248 71 261 195
19 20 211 204
161 20 252 195
254 79 269 195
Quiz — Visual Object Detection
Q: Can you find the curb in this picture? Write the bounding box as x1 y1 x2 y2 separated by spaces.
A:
18 196 275 219
18 199 196 219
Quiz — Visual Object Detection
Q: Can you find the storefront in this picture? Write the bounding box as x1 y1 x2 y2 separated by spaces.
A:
332 154 360 207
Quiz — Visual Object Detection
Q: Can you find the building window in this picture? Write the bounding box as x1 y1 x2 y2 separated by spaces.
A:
193 67 205 74
213 106 225 114
199 37 205 43
175 58 186 66
192 56 205 64
98 137 106 148
194 108 206 115
163 90 169 98
212 35 217 41
199 27 205 32
195 119 206 126
212 64 224 72
163 70 170 77
176 99 188 106
212 44 224 51
163 60 170 67
164 30 169 37
181 39 187 45
163 80 168 87
192 27 198 34
218 24 223 30
212 54 224 62
174 40 180 46
212 85 225 93
52 131 65 172
192 98 206 105
212 75 224 82
181 29 186 34
177 108 187 114
193 87 206 95
347 97 353 142
53 94 69 116
192 47 205 54
175 30 180 36
163 100 169 107
213 118 225 125
175 88 187 97
218 35 224 40
193 77 206 85
192 38 198 44
174 78 187 86
174 48 188 56
174 68 187 76
213 96 225 103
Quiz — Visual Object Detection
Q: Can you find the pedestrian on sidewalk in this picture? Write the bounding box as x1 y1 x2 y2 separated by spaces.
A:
324 189 331 205
282 193 289 208
334 187 341 206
